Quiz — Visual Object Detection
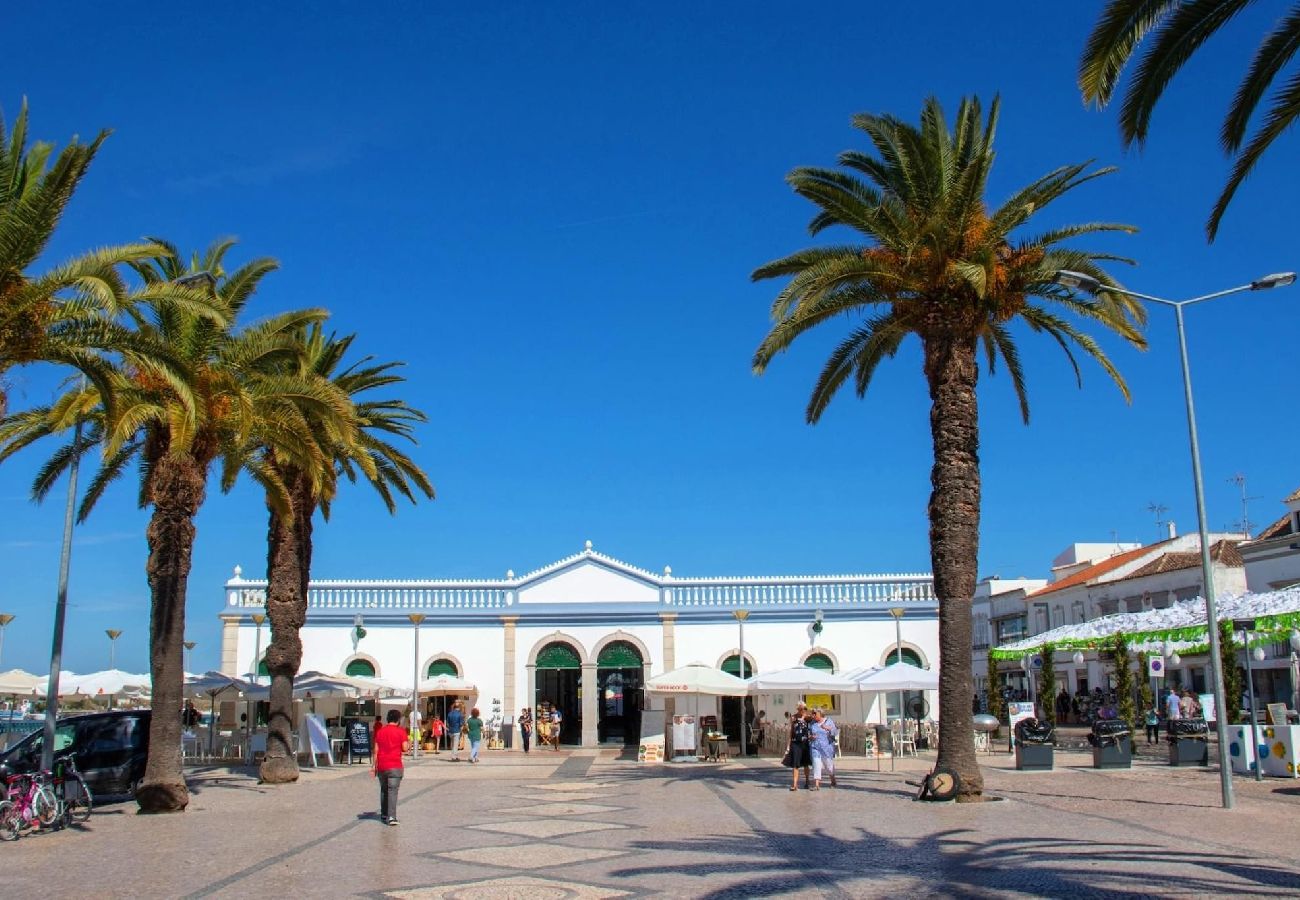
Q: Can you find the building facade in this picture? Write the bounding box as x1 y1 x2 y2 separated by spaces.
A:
218 542 938 748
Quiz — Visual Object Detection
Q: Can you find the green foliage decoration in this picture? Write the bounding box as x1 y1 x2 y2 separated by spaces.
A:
1038 643 1057 727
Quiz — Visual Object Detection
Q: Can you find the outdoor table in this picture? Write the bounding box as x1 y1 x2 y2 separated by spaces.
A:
704 734 728 762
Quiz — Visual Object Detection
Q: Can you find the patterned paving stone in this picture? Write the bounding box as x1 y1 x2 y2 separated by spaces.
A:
505 801 622 816
534 781 609 792
469 819 629 838
433 843 630 869
382 874 632 899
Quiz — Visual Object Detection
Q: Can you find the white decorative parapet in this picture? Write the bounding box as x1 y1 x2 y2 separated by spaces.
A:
225 581 512 610
665 575 934 607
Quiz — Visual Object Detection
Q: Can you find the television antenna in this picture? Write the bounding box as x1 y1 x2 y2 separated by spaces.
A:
1147 502 1168 541
1227 473 1260 538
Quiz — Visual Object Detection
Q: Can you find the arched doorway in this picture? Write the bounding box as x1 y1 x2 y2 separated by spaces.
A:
535 641 582 745
427 659 458 677
883 647 926 721
720 654 755 754
345 659 376 677
596 641 643 745
804 653 834 672
424 658 462 725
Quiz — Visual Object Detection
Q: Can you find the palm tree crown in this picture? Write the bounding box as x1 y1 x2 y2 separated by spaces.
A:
1079 0 1300 238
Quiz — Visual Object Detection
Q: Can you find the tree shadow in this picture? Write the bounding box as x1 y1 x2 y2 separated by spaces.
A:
607 827 1300 898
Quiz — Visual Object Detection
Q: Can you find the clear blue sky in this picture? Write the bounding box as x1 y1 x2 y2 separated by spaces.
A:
2 2 1296 675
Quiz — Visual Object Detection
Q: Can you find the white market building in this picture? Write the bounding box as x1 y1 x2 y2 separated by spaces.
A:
217 542 938 748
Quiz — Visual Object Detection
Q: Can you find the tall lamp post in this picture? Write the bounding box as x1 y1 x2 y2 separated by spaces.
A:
409 614 426 758
1053 268 1296 811
733 609 748 756
0 614 13 668
250 613 266 683
106 629 122 670
184 641 196 676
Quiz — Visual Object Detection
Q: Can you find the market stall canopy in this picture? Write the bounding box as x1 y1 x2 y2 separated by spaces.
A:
416 674 478 698
53 669 150 697
645 663 748 697
853 662 938 692
746 665 860 693
0 669 43 695
992 586 1300 659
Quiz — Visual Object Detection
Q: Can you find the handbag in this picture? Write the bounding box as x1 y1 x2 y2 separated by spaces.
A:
780 748 794 768
461 723 470 735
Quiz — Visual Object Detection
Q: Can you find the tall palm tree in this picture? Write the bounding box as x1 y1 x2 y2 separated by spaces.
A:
1079 1 1300 239
0 239 336 812
1 99 173 416
752 96 1147 799
252 326 434 783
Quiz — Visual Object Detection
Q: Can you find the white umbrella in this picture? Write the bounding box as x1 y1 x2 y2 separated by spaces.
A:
645 663 748 696
185 672 254 757
853 662 938 691
59 669 151 698
745 665 859 693
416 674 478 698
0 669 43 696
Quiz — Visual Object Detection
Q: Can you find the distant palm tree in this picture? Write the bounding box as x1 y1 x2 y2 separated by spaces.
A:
752 96 1146 799
0 99 174 415
0 239 335 812
1079 1 1300 239
255 326 433 783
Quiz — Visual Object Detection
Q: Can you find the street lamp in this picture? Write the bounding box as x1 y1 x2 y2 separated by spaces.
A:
409 613 426 758
184 640 196 675
250 613 266 684
106 629 122 670
0 614 13 668
1053 268 1296 810
733 609 749 756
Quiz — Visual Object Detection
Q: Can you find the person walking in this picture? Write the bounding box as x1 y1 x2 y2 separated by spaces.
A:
809 708 838 789
752 710 767 754
446 701 465 761
550 707 562 749
787 704 812 791
1163 686 1181 738
372 709 410 825
430 715 444 754
467 707 485 763
519 707 533 754
1144 703 1160 744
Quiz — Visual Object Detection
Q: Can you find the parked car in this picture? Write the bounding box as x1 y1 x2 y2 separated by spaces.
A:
0 709 150 797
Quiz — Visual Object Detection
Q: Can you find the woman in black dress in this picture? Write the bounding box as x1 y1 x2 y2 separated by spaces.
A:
787 704 812 791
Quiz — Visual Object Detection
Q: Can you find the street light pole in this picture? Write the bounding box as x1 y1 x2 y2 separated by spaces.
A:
106 629 122 670
1053 268 1296 811
0 614 13 669
889 607 906 770
409 613 426 758
251 614 266 683
734 609 748 756
184 640 196 676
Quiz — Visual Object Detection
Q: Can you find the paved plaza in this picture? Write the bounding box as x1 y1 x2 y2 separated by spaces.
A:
4 746 1300 898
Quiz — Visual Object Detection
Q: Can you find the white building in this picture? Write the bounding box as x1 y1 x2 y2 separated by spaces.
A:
1239 485 1300 592
218 542 938 748
972 576 1048 704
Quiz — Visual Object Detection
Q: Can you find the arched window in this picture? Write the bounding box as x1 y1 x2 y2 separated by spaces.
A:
427 659 458 677
257 659 269 676
804 653 834 672
536 643 581 670
346 659 376 677
597 641 642 668
721 655 753 679
886 648 923 667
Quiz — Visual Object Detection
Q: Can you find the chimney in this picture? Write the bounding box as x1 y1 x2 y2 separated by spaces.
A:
1166 520 1177 540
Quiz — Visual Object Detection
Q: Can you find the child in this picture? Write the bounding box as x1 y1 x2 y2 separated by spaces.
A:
1144 704 1160 744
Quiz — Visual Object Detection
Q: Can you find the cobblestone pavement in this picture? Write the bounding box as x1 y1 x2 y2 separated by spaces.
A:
4 746 1300 898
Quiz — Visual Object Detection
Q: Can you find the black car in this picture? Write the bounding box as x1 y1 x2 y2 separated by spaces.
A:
0 709 150 797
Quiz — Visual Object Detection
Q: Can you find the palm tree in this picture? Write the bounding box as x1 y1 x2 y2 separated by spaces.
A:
752 96 1147 799
0 239 334 812
1 99 171 415
253 326 434 783
1079 1 1300 239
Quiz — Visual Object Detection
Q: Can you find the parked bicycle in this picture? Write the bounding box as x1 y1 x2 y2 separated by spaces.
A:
53 755 92 827
0 770 59 840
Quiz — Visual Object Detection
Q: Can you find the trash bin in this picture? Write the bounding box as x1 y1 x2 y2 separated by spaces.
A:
502 717 514 750
1166 718 1208 766
1014 718 1055 771
1088 719 1132 769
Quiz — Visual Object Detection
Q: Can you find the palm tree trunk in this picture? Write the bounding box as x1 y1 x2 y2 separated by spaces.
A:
260 471 314 783
137 452 207 813
924 334 984 800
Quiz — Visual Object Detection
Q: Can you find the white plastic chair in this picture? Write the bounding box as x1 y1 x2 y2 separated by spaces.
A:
892 720 917 757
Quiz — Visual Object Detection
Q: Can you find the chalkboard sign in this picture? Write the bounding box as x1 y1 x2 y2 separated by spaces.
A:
348 719 372 763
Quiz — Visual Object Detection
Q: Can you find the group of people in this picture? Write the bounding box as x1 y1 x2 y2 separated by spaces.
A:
517 705 562 752
784 703 838 790
1144 686 1203 743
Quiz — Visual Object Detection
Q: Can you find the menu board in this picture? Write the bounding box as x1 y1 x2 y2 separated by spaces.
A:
672 714 697 758
1007 702 1036 747
348 719 372 761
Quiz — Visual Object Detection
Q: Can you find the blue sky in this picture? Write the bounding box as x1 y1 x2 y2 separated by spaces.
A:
2 2 1297 675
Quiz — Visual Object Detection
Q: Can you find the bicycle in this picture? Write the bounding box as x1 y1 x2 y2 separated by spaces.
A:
0 771 60 839
54 756 92 826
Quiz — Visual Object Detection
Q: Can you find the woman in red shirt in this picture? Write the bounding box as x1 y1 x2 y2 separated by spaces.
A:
372 709 410 825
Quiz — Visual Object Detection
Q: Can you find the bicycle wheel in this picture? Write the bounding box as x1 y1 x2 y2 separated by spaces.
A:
64 776 92 824
32 785 61 827
0 800 19 841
